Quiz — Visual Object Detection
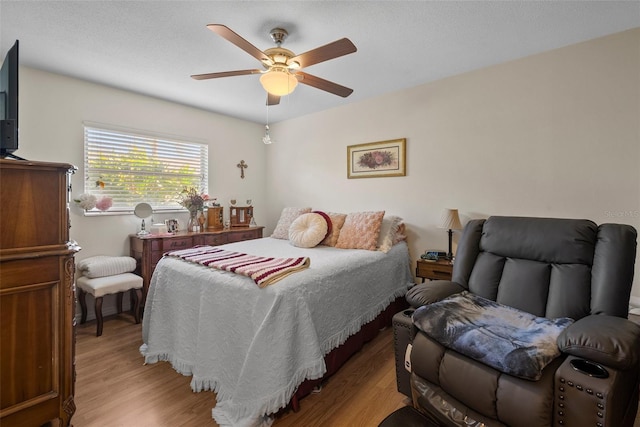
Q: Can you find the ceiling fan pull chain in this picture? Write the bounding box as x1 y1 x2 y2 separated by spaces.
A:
262 105 273 144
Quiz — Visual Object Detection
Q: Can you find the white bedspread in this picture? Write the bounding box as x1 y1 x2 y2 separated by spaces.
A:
140 238 413 427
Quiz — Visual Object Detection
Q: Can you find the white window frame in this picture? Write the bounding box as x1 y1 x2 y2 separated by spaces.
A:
82 123 208 214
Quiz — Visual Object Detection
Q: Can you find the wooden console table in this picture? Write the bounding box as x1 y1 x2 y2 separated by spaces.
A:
129 226 264 305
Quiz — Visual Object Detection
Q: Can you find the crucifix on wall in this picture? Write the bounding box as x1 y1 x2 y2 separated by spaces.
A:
237 160 248 179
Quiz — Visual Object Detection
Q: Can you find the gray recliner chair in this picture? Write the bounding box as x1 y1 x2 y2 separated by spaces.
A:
402 216 639 427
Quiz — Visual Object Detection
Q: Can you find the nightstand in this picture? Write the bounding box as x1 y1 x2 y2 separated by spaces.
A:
416 258 453 282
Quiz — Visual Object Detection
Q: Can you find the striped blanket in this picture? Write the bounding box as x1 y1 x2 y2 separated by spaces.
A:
164 245 311 288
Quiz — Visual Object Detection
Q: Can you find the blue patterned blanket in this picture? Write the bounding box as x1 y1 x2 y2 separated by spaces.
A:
412 291 574 380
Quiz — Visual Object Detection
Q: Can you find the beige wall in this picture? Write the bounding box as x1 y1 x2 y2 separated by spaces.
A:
266 28 640 299
18 68 266 318
19 67 266 259
16 28 640 318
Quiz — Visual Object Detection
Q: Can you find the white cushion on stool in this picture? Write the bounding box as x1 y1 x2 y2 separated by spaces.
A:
77 256 137 278
77 273 143 298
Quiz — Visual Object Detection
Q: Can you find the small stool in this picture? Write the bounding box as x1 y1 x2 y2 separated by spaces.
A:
77 273 143 336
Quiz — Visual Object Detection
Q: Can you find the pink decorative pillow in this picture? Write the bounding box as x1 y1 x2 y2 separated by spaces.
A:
335 211 385 251
319 212 347 247
289 213 329 248
271 207 312 239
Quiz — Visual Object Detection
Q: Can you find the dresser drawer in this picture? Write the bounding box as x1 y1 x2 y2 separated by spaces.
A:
152 237 192 266
163 237 192 251
227 229 260 243
201 234 228 246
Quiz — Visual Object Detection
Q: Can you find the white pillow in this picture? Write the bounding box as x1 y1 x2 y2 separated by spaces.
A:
77 255 137 278
288 213 329 248
377 215 404 253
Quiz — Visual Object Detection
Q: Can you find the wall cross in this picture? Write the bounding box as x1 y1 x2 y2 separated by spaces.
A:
237 160 248 179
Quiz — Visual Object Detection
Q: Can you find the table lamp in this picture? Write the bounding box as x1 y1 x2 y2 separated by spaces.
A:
439 208 463 260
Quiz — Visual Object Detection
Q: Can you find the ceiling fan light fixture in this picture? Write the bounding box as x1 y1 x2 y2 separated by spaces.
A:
260 69 298 96
195 24 356 101
273 53 289 63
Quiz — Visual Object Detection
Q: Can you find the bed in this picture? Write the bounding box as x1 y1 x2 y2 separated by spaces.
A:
140 217 413 426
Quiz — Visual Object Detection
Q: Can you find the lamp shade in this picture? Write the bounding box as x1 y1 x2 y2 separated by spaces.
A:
259 69 298 96
439 208 462 230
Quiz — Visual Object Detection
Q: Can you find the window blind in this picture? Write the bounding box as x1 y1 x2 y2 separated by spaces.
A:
84 125 208 211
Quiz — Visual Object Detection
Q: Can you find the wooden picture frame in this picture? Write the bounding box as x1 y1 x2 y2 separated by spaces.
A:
347 138 406 179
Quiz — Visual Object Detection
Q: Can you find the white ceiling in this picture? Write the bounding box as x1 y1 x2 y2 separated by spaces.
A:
1 1 639 124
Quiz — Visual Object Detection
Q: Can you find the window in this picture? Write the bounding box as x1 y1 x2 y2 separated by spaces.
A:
83 124 208 212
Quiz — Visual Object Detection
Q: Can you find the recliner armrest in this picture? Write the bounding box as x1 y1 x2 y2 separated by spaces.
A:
405 280 465 308
557 314 640 370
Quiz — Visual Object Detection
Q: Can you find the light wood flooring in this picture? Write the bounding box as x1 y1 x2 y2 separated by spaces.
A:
74 314 640 427
73 314 408 427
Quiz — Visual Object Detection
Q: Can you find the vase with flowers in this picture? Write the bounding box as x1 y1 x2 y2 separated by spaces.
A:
178 187 209 232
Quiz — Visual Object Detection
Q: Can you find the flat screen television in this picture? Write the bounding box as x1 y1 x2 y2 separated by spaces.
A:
1 40 19 158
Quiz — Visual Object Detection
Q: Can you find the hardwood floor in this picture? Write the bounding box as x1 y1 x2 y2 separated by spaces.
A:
74 314 640 427
73 314 408 427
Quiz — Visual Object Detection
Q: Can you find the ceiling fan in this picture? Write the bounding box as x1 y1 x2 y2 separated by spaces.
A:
191 24 357 106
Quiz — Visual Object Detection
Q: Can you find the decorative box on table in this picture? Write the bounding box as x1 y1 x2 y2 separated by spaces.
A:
207 206 223 231
230 206 253 227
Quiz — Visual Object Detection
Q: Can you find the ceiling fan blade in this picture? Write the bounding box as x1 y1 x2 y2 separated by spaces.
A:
206 24 271 64
295 71 354 98
267 93 280 106
291 38 357 69
191 69 262 80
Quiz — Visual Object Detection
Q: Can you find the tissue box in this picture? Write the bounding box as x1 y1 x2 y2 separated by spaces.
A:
150 223 168 234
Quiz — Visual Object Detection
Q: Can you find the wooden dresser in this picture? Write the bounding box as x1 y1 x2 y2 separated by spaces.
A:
130 226 264 304
0 159 80 427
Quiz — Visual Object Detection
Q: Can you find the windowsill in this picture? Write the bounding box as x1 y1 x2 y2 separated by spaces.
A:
81 208 187 217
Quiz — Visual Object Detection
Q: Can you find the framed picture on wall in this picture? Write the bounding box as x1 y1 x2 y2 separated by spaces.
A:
347 138 406 179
